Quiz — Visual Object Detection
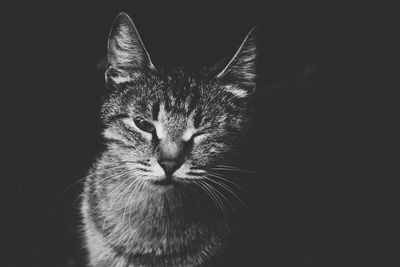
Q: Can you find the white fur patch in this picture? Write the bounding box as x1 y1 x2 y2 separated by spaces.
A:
193 134 207 145
122 118 136 129
103 128 122 140
151 161 166 177
182 128 195 142
111 75 134 84
153 121 166 140
105 67 140 84
173 162 191 178
224 85 248 98
153 104 167 140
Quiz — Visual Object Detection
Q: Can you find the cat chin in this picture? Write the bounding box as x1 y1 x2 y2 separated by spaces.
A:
147 176 201 187
149 175 175 186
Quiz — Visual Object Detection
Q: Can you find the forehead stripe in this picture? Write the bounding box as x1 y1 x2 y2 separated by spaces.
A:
152 101 160 120
187 89 201 113
193 109 202 128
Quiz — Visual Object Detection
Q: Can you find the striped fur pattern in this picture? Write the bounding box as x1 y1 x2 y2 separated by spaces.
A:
82 13 257 266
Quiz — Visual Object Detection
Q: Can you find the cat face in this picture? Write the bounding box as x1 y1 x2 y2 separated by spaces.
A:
101 13 257 185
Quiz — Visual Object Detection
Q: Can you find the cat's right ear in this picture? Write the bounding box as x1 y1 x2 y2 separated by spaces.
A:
215 28 257 98
106 13 156 84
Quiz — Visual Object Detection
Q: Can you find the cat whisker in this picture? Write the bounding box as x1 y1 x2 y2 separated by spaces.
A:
102 176 140 238
197 181 223 214
206 182 231 218
212 165 263 176
59 164 129 198
118 177 144 244
195 180 227 218
68 168 141 211
97 172 143 213
206 172 246 192
202 178 235 212
63 160 147 194
89 168 141 197
65 162 145 210
128 178 147 233
207 181 234 215
106 176 148 244
205 176 245 207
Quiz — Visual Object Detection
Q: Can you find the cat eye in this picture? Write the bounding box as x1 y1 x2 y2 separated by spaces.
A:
133 118 155 133
190 131 208 142
192 132 205 139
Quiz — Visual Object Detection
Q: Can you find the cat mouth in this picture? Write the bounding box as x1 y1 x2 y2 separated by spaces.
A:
151 175 176 186
151 178 175 186
150 175 198 186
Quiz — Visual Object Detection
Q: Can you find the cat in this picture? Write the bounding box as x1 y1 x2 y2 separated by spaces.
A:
81 12 257 267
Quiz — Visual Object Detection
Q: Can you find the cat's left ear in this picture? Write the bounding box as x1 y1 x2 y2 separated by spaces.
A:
216 28 257 98
106 13 156 84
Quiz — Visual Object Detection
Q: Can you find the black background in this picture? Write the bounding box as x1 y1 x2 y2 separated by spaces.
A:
2 1 397 266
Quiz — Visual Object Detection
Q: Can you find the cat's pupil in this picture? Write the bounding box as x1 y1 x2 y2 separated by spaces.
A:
134 118 155 133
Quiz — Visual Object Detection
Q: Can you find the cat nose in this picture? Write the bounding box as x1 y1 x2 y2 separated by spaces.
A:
158 141 184 176
158 159 182 176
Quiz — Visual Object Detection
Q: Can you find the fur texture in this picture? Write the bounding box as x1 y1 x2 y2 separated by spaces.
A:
82 12 257 266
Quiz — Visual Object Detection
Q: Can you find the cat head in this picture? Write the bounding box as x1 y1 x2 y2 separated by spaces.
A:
101 13 257 185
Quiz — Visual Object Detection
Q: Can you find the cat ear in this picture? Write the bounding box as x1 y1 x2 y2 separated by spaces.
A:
216 28 257 98
106 13 155 84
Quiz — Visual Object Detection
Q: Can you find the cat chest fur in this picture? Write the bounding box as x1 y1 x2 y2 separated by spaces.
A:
82 161 229 266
